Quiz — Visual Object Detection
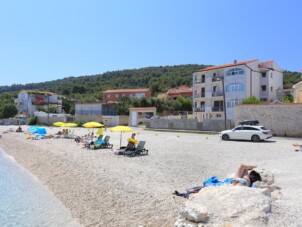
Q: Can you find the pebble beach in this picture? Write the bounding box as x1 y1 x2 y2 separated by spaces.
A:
1 125 302 226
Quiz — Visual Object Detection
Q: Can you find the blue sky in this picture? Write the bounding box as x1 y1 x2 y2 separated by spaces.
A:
0 0 301 86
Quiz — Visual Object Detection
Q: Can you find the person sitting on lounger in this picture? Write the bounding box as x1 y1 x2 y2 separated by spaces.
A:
127 133 138 146
16 126 23 132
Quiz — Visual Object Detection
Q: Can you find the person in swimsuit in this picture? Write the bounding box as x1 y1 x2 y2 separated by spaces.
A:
232 164 262 187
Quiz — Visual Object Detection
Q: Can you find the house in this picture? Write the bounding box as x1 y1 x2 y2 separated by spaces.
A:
165 85 192 100
14 90 62 117
292 81 302 103
102 88 152 115
192 59 283 123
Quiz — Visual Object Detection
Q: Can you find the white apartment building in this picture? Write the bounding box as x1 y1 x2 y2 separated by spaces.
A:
14 90 62 116
193 59 283 122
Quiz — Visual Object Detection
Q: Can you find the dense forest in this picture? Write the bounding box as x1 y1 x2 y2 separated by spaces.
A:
0 65 207 102
0 65 301 111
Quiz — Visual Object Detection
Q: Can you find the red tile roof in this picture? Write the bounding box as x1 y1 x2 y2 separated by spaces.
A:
102 88 150 93
196 59 258 72
166 86 192 94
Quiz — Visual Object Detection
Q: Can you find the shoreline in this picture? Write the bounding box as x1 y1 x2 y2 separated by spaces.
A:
1 126 302 226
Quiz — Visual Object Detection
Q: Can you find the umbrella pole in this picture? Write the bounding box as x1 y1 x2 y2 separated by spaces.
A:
120 132 122 148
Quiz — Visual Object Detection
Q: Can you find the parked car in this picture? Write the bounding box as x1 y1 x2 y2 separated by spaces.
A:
219 125 273 142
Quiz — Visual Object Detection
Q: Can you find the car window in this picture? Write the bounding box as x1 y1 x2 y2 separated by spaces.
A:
243 127 253 130
234 127 243 131
260 127 268 130
249 127 260 131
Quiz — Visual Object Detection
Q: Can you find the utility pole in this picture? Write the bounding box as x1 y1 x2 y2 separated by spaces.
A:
47 95 50 126
222 79 227 130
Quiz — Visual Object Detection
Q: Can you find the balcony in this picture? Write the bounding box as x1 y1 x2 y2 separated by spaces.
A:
195 107 205 112
212 76 224 82
194 79 205 84
212 107 224 112
194 92 205 98
212 91 224 97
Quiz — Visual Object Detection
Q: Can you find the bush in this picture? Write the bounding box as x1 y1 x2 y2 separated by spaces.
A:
28 116 37 125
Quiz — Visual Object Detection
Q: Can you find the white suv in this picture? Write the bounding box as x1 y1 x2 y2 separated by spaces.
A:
219 125 273 142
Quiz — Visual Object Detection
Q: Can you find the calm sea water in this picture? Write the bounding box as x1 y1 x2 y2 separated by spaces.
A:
0 149 81 227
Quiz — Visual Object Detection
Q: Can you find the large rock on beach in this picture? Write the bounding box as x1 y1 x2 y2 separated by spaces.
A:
175 186 271 227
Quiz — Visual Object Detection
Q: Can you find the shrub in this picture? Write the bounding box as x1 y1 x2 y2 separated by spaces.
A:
28 116 37 125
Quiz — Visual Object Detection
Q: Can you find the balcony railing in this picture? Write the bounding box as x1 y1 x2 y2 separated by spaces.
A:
194 93 206 98
212 91 224 97
212 76 224 82
212 107 224 112
194 79 205 84
195 107 205 112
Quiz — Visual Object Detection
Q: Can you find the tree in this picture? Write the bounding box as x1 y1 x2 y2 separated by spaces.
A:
241 96 261 104
0 104 18 118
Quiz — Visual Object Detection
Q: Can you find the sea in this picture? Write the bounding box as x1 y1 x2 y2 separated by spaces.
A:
0 148 80 227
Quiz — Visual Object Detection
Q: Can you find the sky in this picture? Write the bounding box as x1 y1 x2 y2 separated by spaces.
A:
0 0 301 86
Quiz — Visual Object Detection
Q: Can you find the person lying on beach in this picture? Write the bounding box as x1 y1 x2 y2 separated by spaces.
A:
173 164 262 198
293 143 302 147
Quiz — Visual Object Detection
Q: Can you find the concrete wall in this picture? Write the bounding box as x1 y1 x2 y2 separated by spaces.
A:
235 104 302 137
203 119 234 131
146 119 203 131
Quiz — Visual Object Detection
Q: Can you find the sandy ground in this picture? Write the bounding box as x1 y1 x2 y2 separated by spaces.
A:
1 125 302 226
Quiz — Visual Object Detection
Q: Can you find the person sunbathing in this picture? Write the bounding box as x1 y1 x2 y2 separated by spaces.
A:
173 164 262 198
293 143 302 147
16 126 23 132
232 164 261 187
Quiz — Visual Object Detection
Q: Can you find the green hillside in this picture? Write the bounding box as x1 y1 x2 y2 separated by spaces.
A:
0 64 207 102
0 65 300 103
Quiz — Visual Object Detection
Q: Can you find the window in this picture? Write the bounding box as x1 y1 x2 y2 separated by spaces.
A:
270 87 273 92
227 99 240 108
262 72 266 77
226 68 244 76
213 73 216 76
261 85 267 92
260 98 267 102
107 94 110 98
234 126 243 131
271 73 273 78
226 83 244 92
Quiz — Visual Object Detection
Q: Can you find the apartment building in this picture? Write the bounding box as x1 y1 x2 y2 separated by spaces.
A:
193 59 283 122
14 90 62 116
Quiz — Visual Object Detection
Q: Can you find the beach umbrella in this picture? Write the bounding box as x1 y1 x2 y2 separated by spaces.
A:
53 122 65 127
83 122 104 128
61 123 78 127
110 125 134 147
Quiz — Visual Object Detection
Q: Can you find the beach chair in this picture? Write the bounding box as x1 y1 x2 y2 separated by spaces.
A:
124 141 148 157
93 136 113 149
112 142 135 155
83 135 103 147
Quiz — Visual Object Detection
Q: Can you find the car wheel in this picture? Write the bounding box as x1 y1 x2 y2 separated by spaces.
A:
222 134 230 141
251 135 260 142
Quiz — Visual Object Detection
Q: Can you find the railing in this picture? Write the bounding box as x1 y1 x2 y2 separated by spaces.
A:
194 79 205 84
212 91 224 97
194 93 206 98
212 107 224 112
212 76 224 82
194 107 205 112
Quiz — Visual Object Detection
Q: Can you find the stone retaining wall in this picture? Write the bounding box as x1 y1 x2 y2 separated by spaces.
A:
235 104 302 137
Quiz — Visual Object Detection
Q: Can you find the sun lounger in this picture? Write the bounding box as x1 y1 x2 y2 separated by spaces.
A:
124 141 148 157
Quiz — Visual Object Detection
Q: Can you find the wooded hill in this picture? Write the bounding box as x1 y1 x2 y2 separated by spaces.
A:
0 65 301 103
0 65 207 102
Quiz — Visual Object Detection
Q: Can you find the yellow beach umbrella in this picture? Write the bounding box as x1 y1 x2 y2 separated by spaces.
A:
61 123 78 127
83 122 104 128
110 125 134 147
53 122 65 127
